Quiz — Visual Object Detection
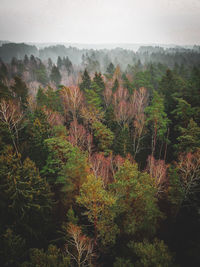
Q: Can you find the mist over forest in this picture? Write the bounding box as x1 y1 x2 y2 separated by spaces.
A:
0 38 200 267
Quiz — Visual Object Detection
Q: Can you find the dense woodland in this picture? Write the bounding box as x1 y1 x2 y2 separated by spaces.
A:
0 42 200 266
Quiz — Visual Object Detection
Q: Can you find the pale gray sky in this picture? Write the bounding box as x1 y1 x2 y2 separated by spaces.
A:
0 0 200 45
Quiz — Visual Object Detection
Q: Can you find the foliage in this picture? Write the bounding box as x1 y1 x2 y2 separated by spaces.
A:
23 245 70 267
77 174 118 246
130 238 173 267
112 160 163 236
91 120 114 153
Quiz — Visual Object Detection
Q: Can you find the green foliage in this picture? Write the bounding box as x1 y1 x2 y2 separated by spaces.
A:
23 245 70 267
0 146 53 243
85 85 102 110
167 167 184 216
145 90 170 155
34 62 48 85
175 118 200 153
112 160 162 236
93 72 105 91
66 206 78 225
25 109 52 169
42 137 88 206
122 74 134 94
172 98 194 127
0 228 26 267
114 257 134 267
112 78 119 92
159 69 186 113
0 62 8 81
0 80 12 100
50 65 61 86
77 174 118 246
132 71 154 91
106 62 115 77
36 86 64 113
130 238 173 267
79 69 91 91
11 76 28 108
91 120 114 153
113 125 132 157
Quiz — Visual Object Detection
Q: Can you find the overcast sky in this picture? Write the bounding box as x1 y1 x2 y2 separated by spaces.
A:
0 0 200 45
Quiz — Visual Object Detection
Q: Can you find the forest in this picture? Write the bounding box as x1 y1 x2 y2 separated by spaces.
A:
0 42 200 266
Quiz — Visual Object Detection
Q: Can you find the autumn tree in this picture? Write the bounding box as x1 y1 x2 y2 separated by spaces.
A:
61 86 83 121
146 155 168 196
0 99 23 156
65 223 94 267
176 149 200 204
131 87 148 157
77 174 118 246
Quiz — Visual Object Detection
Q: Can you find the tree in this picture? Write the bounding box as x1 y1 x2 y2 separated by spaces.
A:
25 108 51 169
65 223 94 267
0 146 53 244
106 63 115 78
176 119 200 153
61 86 83 121
145 91 169 158
0 228 26 267
0 62 8 81
50 65 61 86
35 62 48 85
176 149 200 204
112 78 119 93
91 120 114 154
112 160 162 236
112 86 134 128
23 245 70 267
93 72 105 91
90 152 112 184
42 136 89 212
132 87 148 157
68 119 88 150
0 99 23 156
146 155 168 196
57 56 62 69
79 69 91 91
130 238 173 267
11 76 28 108
77 174 118 246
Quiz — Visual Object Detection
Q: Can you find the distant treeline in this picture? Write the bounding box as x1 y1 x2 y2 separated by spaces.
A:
1 42 200 71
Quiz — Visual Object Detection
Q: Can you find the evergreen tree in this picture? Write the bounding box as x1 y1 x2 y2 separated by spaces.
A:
50 65 61 86
79 69 91 91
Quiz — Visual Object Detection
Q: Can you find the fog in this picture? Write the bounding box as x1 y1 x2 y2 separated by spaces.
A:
0 0 200 45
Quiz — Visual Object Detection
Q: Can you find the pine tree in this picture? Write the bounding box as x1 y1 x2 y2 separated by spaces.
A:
79 69 91 91
50 65 61 86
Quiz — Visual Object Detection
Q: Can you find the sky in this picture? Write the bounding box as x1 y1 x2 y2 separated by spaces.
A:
0 0 200 45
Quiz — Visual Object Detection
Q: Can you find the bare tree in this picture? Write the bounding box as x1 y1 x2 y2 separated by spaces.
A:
176 150 200 202
131 87 148 157
65 223 94 267
61 86 83 121
146 155 168 196
0 99 23 156
42 106 64 126
90 153 112 185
